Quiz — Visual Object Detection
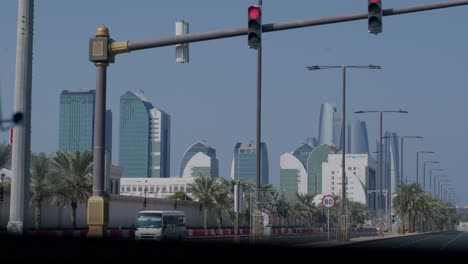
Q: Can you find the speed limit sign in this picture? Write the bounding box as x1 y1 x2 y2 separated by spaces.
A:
322 195 335 208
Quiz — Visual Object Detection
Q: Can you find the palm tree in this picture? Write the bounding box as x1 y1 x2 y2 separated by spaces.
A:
400 183 425 232
0 142 12 168
29 153 53 230
213 178 235 229
348 201 370 227
167 191 192 201
51 151 93 229
187 176 223 229
294 193 319 227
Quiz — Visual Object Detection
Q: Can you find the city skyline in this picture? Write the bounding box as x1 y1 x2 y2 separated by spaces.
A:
0 1 466 204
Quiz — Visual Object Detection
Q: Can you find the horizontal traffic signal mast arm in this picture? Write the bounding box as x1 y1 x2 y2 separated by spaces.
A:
109 0 468 55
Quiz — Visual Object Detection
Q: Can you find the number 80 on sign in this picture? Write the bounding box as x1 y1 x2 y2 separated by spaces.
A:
322 195 335 209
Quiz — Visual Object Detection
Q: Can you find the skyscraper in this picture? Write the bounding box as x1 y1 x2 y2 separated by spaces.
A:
383 131 400 217
318 102 342 149
180 140 219 178
119 91 171 178
58 89 113 192
231 141 269 184
348 119 369 154
58 89 95 152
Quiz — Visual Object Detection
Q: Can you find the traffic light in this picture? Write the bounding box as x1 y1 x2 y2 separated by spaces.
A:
248 5 262 49
368 0 382 34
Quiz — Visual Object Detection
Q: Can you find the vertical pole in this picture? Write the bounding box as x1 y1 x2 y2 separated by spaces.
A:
379 111 383 237
339 65 348 241
8 0 34 235
255 0 263 241
400 137 405 234
327 208 330 243
416 152 419 186
87 24 112 238
429 170 432 194
423 162 426 192
93 64 107 197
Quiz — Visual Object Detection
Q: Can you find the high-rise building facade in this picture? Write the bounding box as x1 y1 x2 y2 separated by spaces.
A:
322 154 377 208
58 89 113 191
58 89 95 152
180 140 219 178
383 131 400 216
119 91 171 178
348 119 369 154
318 102 342 149
230 141 269 184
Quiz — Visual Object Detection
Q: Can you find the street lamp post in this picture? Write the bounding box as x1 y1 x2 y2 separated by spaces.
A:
433 175 447 197
307 64 381 241
423 161 439 193
429 169 444 195
0 173 5 202
355 109 408 236
143 187 148 208
399 136 422 234
416 151 434 186
400 137 423 184
439 180 450 201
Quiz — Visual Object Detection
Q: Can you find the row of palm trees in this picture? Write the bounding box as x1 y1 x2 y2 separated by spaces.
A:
186 175 371 229
186 176 459 232
393 183 458 233
0 143 93 230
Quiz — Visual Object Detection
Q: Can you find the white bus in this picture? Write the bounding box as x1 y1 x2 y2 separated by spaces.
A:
134 210 186 241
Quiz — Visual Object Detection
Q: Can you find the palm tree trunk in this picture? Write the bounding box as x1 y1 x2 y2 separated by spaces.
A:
203 207 208 229
217 211 222 229
71 201 77 229
34 198 42 230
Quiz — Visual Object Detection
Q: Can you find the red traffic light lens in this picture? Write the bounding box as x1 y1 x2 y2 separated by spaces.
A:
370 0 379 3
248 6 260 19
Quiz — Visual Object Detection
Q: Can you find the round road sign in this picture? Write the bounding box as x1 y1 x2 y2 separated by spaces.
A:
322 195 335 209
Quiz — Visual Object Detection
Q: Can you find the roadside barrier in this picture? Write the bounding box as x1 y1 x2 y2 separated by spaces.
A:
29 227 376 239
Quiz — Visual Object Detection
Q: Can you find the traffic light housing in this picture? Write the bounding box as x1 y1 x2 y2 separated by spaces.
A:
368 0 382 34
248 5 262 49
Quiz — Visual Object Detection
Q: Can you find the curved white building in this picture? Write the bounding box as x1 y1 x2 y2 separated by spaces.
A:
179 140 219 178
279 152 308 200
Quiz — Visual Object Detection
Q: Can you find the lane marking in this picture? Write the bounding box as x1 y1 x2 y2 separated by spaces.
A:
439 232 465 250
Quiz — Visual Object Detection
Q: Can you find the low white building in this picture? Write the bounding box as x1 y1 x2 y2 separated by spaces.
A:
321 154 376 207
120 177 194 199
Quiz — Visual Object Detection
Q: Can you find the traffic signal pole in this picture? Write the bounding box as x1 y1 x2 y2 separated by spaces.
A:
255 0 263 242
109 0 468 54
256 0 263 242
87 0 468 238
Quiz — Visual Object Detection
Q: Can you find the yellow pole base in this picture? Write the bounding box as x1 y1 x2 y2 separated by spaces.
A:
233 235 241 244
88 225 106 238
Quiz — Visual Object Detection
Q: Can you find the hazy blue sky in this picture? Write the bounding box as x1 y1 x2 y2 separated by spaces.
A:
0 1 467 205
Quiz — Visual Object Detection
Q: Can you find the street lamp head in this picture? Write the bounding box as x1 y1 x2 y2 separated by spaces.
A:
402 136 423 139
368 64 381 69
418 151 434 154
306 65 320 71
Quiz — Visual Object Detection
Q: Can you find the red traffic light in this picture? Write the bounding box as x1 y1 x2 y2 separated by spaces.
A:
370 0 380 3
248 6 261 19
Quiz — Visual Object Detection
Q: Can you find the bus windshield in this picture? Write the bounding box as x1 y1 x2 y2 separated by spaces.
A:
137 213 162 228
